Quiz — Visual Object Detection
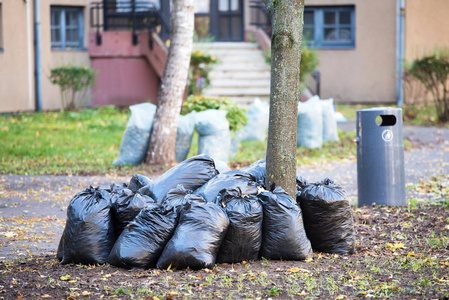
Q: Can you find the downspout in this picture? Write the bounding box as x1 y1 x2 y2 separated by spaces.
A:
396 0 405 106
34 0 42 111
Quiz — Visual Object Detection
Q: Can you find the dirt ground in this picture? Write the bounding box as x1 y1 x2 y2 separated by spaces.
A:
0 200 448 299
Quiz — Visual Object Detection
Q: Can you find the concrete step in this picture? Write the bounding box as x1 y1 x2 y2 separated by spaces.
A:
209 70 270 80
194 42 260 50
215 56 267 64
210 79 270 88
194 42 271 105
205 49 266 57
203 87 271 97
212 64 270 72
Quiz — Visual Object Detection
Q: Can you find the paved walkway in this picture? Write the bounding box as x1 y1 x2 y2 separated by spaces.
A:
0 124 448 260
298 123 449 203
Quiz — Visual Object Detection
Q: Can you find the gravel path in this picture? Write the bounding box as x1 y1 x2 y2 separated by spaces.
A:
0 124 448 260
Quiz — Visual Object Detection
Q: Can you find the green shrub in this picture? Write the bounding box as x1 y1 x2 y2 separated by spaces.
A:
189 50 218 95
408 49 449 123
263 44 319 89
181 95 247 132
50 65 95 110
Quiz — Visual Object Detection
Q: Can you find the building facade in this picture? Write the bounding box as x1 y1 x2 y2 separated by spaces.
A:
1 0 449 112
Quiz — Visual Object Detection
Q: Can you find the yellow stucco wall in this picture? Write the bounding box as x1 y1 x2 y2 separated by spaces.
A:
0 0 34 112
0 0 91 112
41 0 91 111
405 0 449 61
303 0 398 104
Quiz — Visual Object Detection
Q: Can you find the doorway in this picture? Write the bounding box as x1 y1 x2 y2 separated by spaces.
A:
210 0 244 41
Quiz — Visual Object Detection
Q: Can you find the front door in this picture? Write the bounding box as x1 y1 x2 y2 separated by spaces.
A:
210 0 244 41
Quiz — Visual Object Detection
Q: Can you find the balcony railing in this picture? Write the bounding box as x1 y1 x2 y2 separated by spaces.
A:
90 0 170 47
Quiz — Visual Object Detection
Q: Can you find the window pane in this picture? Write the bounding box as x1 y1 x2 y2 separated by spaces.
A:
69 29 79 42
324 28 336 41
230 15 242 40
303 27 314 41
67 11 79 26
304 11 314 25
219 16 229 39
194 0 210 13
218 0 228 11
230 0 238 11
51 28 61 43
339 28 351 41
324 12 335 25
339 11 350 25
194 15 210 38
51 10 60 26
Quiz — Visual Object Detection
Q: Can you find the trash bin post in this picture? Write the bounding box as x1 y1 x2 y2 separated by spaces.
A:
356 107 406 207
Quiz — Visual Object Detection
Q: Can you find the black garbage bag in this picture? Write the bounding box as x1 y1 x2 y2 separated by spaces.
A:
258 184 312 261
160 185 192 211
299 178 355 255
139 154 218 202
110 189 155 236
56 229 65 262
295 174 309 200
296 174 309 192
216 189 263 263
160 184 206 213
157 200 229 270
193 170 259 203
240 159 266 188
60 186 115 265
108 204 179 269
128 174 153 193
101 183 128 194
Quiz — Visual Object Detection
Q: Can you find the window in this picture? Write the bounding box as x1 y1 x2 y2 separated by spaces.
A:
194 0 211 39
51 7 84 50
304 6 355 49
0 4 3 51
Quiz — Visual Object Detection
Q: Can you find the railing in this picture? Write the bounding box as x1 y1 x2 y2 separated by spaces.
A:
90 0 170 47
249 0 271 37
249 0 320 97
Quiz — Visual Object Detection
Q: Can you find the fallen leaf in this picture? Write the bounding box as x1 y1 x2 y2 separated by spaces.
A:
1 232 18 238
386 242 405 250
59 275 70 281
287 267 300 273
305 257 313 262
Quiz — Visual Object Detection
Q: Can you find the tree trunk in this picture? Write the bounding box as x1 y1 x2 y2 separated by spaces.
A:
264 0 304 198
146 0 194 165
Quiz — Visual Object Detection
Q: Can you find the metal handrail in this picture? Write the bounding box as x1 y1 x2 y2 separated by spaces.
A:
249 0 271 37
249 0 320 97
90 0 171 46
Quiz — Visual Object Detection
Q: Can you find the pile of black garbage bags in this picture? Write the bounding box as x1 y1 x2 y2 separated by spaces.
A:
57 155 355 270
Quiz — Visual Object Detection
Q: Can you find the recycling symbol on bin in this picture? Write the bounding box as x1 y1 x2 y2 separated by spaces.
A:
382 129 393 142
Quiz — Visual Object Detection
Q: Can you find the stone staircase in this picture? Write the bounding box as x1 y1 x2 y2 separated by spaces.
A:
194 42 271 107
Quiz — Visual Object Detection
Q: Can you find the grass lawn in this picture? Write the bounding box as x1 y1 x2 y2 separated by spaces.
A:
0 107 130 175
0 103 436 176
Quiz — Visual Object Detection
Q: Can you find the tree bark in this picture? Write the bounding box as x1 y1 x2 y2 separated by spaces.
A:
146 0 194 165
264 0 304 198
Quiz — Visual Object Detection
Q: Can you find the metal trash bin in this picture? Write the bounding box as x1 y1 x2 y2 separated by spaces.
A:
356 107 406 207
